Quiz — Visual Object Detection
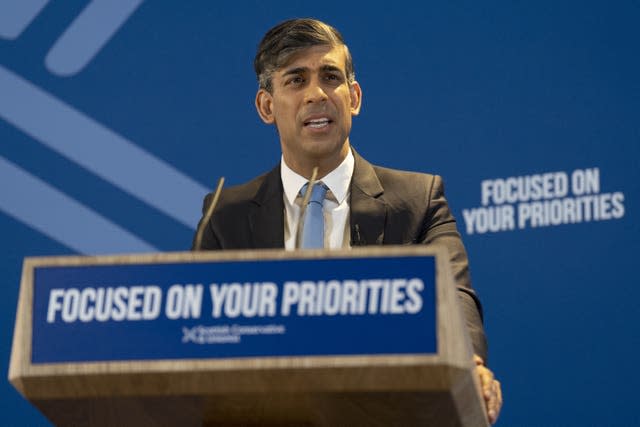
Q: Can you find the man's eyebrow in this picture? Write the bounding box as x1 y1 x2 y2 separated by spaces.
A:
320 64 344 74
281 67 307 77
281 64 345 76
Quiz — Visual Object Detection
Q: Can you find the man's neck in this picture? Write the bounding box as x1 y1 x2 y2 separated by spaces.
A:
282 143 351 180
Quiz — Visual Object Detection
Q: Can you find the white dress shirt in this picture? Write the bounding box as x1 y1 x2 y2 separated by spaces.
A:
281 150 354 250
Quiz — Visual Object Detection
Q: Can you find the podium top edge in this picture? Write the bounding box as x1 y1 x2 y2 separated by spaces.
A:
22 245 449 268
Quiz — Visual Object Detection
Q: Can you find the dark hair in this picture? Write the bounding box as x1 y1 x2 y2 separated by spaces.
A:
254 18 355 93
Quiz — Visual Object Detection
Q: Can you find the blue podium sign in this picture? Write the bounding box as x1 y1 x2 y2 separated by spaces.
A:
30 254 437 364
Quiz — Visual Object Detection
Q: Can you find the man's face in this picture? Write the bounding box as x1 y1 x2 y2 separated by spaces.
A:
255 44 362 177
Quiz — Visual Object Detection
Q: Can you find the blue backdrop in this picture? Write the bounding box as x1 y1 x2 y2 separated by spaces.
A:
2 1 639 425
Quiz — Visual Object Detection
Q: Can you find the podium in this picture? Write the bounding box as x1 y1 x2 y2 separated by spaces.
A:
9 246 488 426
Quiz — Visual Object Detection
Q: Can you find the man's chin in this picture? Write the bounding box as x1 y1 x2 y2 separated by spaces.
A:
300 139 348 160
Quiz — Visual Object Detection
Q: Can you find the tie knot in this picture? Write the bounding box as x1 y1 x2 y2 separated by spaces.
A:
301 182 328 205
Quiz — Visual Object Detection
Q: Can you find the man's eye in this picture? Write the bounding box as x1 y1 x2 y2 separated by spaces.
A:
325 74 340 81
287 76 304 85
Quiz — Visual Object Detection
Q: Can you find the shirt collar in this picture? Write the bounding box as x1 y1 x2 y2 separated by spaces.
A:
280 149 355 205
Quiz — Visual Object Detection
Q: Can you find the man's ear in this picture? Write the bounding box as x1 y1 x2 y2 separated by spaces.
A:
350 81 362 116
255 89 275 124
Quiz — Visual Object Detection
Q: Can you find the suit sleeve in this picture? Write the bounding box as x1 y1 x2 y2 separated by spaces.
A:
421 175 488 362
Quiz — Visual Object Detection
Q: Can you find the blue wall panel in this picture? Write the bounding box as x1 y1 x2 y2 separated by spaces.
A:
1 1 638 425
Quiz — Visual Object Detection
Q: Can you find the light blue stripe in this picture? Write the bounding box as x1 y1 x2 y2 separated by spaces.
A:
0 156 156 255
0 65 208 229
0 0 50 40
45 0 144 76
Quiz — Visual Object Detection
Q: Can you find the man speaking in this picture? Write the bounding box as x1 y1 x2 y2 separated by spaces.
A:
194 18 502 423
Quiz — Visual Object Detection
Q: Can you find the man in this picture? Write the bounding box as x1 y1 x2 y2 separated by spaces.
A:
194 18 502 423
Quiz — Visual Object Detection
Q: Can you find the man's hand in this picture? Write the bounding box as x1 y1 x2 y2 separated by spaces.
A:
474 354 502 424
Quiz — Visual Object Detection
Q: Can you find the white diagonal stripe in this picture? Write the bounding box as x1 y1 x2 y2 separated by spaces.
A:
0 0 49 40
0 156 156 254
45 0 144 76
0 65 208 229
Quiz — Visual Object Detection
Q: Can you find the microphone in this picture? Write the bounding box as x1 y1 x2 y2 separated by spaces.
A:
351 223 365 246
295 166 319 249
193 177 225 251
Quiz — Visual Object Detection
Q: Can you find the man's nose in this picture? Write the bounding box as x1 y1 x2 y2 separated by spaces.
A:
304 79 328 103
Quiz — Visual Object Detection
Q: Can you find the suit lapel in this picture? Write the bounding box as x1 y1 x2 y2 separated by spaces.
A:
350 150 387 245
246 152 386 248
249 166 285 248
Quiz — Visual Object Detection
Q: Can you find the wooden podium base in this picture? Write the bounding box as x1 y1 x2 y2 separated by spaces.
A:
32 390 481 427
20 357 484 427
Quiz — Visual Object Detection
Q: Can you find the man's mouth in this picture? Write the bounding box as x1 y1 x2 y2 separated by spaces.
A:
304 118 332 129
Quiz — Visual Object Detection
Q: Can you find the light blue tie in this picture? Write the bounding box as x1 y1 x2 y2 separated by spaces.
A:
299 182 328 249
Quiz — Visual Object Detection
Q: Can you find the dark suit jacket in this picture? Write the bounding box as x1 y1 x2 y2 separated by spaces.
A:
193 150 488 360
